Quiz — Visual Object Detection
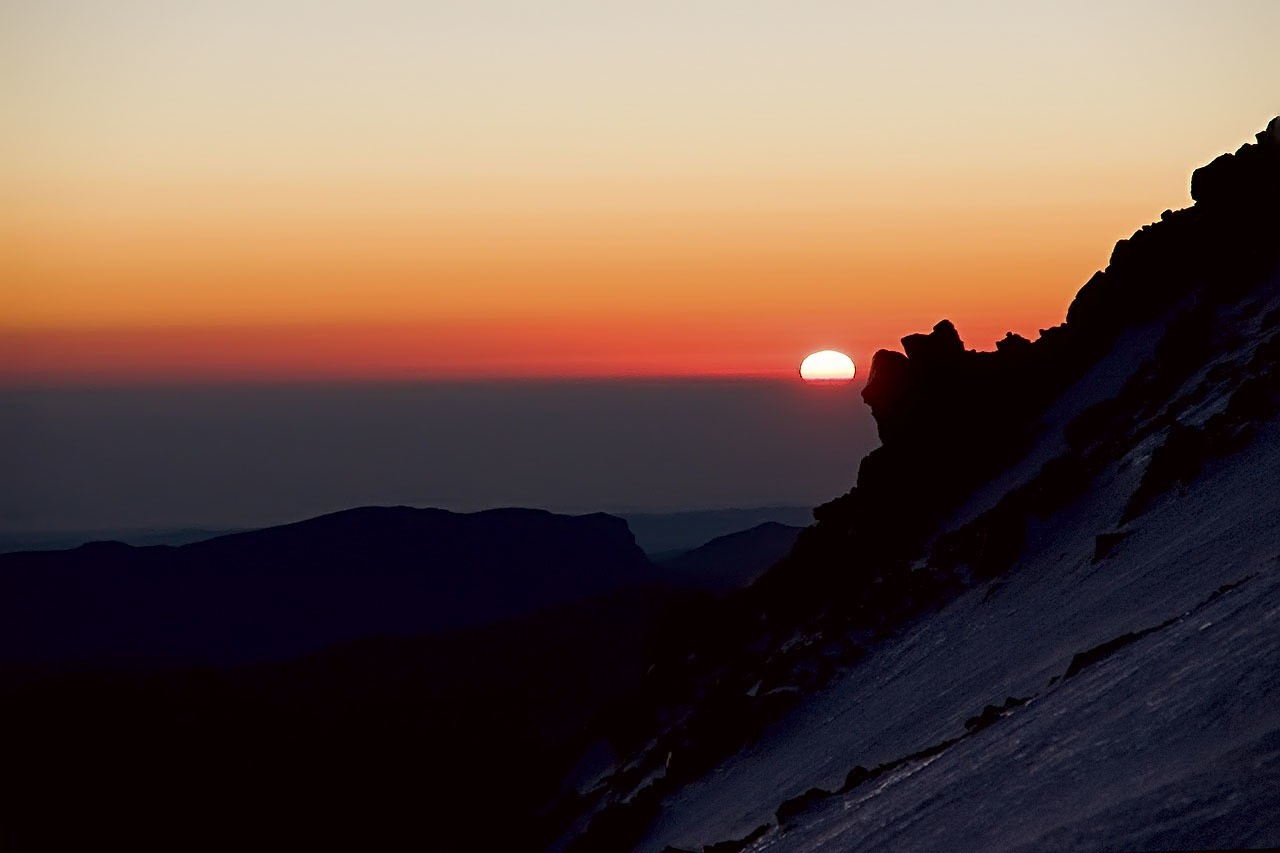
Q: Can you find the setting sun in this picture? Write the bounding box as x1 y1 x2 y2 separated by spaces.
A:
799 350 856 382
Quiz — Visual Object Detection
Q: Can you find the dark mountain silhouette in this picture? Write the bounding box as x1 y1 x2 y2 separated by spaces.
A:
657 522 803 593
0 526 246 554
561 116 1280 852
0 505 652 669
621 506 814 555
0 506 814 559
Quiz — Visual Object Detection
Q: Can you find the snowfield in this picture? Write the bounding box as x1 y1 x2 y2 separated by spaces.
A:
639 285 1280 852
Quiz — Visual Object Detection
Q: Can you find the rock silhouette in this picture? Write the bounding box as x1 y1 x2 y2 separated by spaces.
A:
656 522 803 593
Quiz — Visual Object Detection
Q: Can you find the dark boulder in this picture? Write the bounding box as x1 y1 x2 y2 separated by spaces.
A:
777 787 833 824
840 764 872 792
1191 117 1280 210
1093 531 1128 563
901 319 965 364
860 349 912 442
1124 421 1211 520
964 695 1029 732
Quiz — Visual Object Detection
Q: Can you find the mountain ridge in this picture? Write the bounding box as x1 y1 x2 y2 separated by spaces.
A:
0 504 653 669
657 522 803 593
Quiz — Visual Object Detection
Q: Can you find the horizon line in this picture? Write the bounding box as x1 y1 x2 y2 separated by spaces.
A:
0 368 876 390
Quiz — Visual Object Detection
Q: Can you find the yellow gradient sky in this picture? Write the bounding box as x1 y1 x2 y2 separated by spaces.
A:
3 1 1278 381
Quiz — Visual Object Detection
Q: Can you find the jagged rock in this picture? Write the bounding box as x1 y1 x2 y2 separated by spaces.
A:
901 319 965 364
996 331 1033 354
861 321 971 450
777 787 833 824
859 349 912 442
1124 421 1211 520
703 824 771 853
1191 119 1280 209
1259 116 1280 145
840 764 872 792
1064 632 1146 679
964 696 1029 732
1206 367 1279 451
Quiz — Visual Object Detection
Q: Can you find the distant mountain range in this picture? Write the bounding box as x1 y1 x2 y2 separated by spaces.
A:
0 504 805 674
0 504 814 556
0 505 656 669
656 521 804 592
620 506 813 555
0 526 247 554
0 503 804 848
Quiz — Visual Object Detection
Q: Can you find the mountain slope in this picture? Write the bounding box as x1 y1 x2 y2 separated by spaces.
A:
639 275 1280 851
622 508 814 556
657 522 804 593
561 116 1280 852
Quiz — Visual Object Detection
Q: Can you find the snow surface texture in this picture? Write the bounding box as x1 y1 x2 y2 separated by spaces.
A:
639 282 1280 852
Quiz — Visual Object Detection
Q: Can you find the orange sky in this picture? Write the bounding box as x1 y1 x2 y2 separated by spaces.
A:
3 1 1278 383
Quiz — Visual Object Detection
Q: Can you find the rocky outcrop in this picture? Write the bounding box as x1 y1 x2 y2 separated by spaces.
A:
799 115 1280 592
1190 116 1280 209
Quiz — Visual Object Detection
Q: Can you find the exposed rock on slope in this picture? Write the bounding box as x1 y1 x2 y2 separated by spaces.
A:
561 117 1280 852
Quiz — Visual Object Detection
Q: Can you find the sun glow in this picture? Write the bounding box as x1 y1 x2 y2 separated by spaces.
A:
799 350 855 382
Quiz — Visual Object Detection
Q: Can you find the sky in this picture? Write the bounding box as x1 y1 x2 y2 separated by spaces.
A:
3 0 1278 382
0 379 877 533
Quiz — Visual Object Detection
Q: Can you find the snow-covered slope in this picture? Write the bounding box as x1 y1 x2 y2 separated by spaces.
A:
640 277 1280 851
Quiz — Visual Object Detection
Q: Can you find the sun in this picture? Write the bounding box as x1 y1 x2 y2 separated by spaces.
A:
799 350 856 382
